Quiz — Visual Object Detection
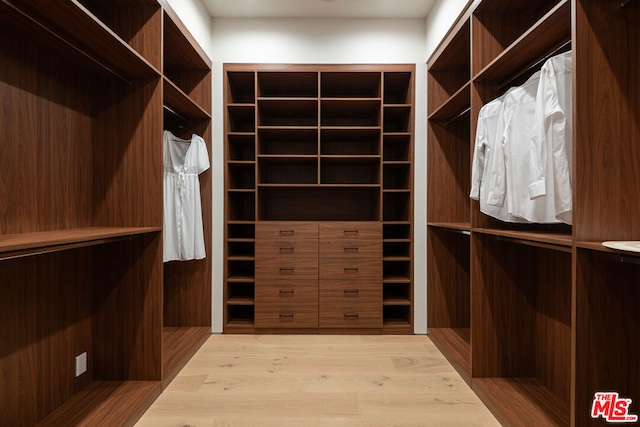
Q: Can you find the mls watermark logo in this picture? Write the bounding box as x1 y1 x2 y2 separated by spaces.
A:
591 392 638 423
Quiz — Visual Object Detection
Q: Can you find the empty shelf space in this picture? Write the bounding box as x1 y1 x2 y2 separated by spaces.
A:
427 222 471 232
321 128 380 155
321 99 381 127
473 0 571 83
321 72 381 98
384 72 413 104
0 227 161 260
258 99 318 127
227 282 255 304
227 134 256 161
258 157 318 185
259 71 318 97
163 77 210 120
259 128 318 155
383 134 411 161
383 105 412 133
473 227 572 250
428 328 471 384
227 71 255 104
35 381 161 427
427 82 470 122
227 163 256 189
473 378 569 427
162 327 210 387
1 1 160 80
228 105 256 132
321 158 380 185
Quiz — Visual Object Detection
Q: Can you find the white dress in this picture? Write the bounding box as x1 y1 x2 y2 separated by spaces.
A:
163 130 210 262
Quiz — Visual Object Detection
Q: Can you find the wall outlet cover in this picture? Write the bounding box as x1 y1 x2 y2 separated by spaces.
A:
75 352 87 377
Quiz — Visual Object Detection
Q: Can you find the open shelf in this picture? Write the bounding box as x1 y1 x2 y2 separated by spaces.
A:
384 72 412 104
321 128 380 155
321 72 381 98
427 82 470 122
163 77 210 120
227 71 255 104
162 327 210 388
35 381 161 427
0 227 161 260
259 71 318 98
259 99 318 127
473 0 570 82
428 328 471 385
259 128 318 155
321 99 381 127
473 378 569 427
473 227 572 250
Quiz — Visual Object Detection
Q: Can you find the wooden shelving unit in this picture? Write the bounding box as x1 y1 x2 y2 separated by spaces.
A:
224 64 414 334
0 1 211 425
427 0 640 425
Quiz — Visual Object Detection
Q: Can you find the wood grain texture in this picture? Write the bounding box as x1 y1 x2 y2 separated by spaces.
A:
428 328 471 385
136 335 500 427
162 327 211 388
574 0 640 242
574 248 640 426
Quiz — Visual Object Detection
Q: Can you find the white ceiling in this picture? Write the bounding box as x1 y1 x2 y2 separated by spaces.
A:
202 0 437 19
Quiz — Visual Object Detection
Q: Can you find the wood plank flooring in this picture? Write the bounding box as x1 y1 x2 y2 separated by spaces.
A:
136 335 500 427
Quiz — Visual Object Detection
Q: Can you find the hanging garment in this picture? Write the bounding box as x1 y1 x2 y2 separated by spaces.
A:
486 71 561 223
529 51 573 224
470 93 529 223
163 130 210 262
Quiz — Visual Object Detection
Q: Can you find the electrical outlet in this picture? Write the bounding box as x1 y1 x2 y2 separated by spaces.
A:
75 352 87 377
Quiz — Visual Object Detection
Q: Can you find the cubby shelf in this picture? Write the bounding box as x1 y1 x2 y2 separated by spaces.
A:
225 65 414 333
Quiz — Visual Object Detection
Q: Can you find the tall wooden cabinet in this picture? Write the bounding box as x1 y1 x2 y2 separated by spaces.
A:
224 64 415 334
427 0 639 425
0 1 211 425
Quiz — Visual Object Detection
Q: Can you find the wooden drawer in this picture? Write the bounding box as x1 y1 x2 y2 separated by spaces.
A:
255 299 318 328
256 222 318 241
319 222 381 240
256 256 318 281
319 257 382 280
319 239 381 258
319 282 381 304
319 298 382 329
256 238 318 258
256 281 318 302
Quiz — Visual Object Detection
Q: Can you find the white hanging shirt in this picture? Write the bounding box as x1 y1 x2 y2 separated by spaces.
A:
163 130 210 262
529 51 573 224
486 71 561 223
470 94 529 223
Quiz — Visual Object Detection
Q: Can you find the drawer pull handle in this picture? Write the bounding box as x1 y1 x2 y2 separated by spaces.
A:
344 313 359 319
280 247 294 253
280 267 295 272
344 247 359 252
280 230 294 235
279 289 294 295
344 267 359 272
279 313 294 318
344 230 359 234
344 289 359 295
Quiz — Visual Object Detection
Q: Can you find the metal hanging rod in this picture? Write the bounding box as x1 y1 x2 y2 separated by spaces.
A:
498 39 572 91
163 104 191 128
445 107 471 127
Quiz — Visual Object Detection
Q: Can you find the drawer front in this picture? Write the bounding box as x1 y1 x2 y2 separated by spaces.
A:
256 239 318 258
319 297 382 329
256 281 318 302
319 222 381 240
255 300 318 328
319 239 381 258
319 257 382 280
256 222 318 241
256 256 318 281
319 282 381 304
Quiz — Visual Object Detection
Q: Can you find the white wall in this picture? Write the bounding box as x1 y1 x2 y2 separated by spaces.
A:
424 0 470 59
211 17 428 333
166 0 213 54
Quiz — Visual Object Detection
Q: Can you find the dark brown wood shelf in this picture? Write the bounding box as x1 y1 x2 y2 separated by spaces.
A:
162 327 210 388
3 0 161 79
383 298 411 306
227 276 256 283
473 378 570 427
160 0 211 71
35 381 162 427
427 222 471 232
428 328 471 385
473 0 571 83
472 228 572 250
227 298 256 306
0 227 161 260
163 77 211 120
428 82 470 122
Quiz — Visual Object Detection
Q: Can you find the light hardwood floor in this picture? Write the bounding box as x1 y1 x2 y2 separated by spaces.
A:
136 335 500 427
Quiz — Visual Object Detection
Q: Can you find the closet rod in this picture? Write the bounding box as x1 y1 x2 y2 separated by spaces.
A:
445 107 471 126
164 104 191 127
498 39 572 91
619 254 640 266
619 0 635 8
3 0 133 86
